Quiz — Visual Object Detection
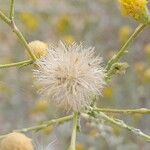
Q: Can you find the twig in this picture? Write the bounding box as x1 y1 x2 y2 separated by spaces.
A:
0 10 11 25
11 20 37 61
105 24 146 72
68 113 78 150
0 115 73 140
83 112 150 141
0 60 33 69
9 0 15 20
94 108 150 115
0 9 36 61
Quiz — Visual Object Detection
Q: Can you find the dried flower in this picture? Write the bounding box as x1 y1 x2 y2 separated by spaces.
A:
28 40 48 59
119 0 150 24
33 42 105 111
0 132 34 150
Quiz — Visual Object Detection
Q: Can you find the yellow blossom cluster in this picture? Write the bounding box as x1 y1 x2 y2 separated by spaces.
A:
119 0 150 24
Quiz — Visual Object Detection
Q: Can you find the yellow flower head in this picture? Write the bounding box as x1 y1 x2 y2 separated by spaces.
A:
0 132 34 150
119 0 150 24
28 40 48 59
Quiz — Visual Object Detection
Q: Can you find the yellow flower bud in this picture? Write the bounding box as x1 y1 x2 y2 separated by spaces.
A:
28 40 48 59
119 0 150 24
0 132 34 150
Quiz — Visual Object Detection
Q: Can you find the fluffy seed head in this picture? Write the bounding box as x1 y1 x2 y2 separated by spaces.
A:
119 0 150 24
0 132 34 150
28 40 48 59
33 42 105 111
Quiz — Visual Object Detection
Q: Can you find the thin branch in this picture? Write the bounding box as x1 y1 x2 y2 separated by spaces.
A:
83 112 150 141
0 115 73 140
105 24 146 72
9 0 15 20
0 9 36 61
68 113 78 150
94 108 150 115
0 60 33 69
0 10 11 25
11 20 37 60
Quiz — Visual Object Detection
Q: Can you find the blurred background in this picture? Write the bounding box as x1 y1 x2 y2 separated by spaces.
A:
0 0 150 149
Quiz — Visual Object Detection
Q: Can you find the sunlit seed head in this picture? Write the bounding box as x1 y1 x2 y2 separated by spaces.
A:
33 41 105 111
28 40 48 59
119 0 150 24
0 132 34 150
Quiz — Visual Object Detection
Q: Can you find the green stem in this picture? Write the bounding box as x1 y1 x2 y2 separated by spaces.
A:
83 112 150 141
98 112 150 141
12 21 37 61
0 9 36 61
94 108 150 115
0 10 11 25
68 113 78 150
0 60 33 69
9 0 15 19
0 115 73 140
105 24 146 72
